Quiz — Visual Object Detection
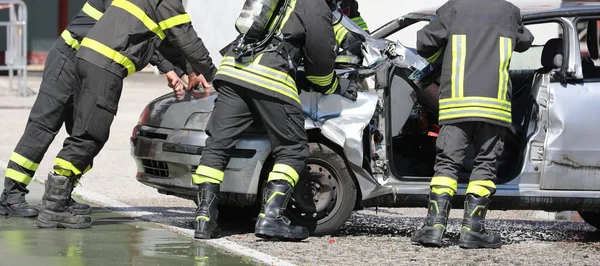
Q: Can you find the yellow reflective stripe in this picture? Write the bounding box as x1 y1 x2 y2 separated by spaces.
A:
351 16 369 31
84 165 92 174
425 48 443 63
195 165 224 182
221 56 296 90
10 152 39 172
439 106 512 123
498 37 513 101
307 71 334 87
451 34 466 98
54 158 82 176
470 180 496 189
333 23 349 45
218 68 301 104
325 77 339 94
192 175 222 185
272 164 299 184
81 38 136 76
432 187 455 196
111 0 165 39
267 191 285 203
196 216 210 221
268 172 297 187
430 176 458 191
61 30 81 50
439 97 511 112
82 2 103 20
5 169 32 185
158 13 191 30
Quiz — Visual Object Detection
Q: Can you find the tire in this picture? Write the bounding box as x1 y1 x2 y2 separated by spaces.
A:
578 211 600 229
285 142 358 236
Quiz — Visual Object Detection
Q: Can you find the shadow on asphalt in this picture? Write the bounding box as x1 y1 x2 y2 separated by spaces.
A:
100 206 600 245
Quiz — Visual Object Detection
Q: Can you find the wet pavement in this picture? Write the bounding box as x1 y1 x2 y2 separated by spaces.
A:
0 182 256 266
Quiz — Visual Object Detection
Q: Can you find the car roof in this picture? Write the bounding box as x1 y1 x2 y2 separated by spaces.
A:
408 0 600 21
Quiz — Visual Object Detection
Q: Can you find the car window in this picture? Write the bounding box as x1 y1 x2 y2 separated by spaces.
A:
575 19 600 79
510 22 563 71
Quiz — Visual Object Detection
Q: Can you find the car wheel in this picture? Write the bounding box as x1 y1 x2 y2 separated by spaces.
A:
286 142 357 236
578 211 600 229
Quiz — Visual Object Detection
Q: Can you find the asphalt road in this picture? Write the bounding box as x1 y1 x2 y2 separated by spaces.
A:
1 73 599 266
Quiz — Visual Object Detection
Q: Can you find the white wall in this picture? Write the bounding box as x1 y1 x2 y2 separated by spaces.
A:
184 0 561 65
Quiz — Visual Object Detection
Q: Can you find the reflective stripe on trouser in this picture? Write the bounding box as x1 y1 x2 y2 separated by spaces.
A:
196 82 309 186
5 48 77 186
430 176 458 196
433 122 505 197
55 59 123 174
192 166 224 185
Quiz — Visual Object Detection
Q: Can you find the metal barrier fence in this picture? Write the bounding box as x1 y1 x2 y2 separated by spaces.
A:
0 0 27 97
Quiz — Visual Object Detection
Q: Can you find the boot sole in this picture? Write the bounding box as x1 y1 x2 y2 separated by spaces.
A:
72 208 92 215
194 229 221 239
459 240 502 249
255 228 308 241
36 219 92 229
411 236 443 247
0 206 39 218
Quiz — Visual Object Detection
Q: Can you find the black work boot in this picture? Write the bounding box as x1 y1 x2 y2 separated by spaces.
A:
68 176 92 215
458 194 502 249
255 180 309 241
0 178 39 217
194 182 221 239
39 175 92 215
411 192 452 247
36 173 92 229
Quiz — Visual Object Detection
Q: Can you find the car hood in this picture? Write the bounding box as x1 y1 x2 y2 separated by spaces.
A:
140 90 217 131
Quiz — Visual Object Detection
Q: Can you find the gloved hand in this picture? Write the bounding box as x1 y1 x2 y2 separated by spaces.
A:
336 77 358 102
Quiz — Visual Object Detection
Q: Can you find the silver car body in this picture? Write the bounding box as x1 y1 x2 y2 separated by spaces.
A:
131 2 600 214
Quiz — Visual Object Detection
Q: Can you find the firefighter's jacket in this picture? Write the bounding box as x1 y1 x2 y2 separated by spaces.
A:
58 0 182 75
416 0 534 127
76 0 217 80
333 0 368 47
216 0 339 107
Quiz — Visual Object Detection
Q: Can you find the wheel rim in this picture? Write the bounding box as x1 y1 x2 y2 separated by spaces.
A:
288 159 342 223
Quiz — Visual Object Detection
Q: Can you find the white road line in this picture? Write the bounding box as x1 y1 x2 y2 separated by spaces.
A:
0 160 294 266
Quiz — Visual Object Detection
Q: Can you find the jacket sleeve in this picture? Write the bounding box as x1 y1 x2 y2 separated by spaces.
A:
416 2 452 63
348 0 368 32
303 3 339 95
512 5 534 53
155 0 218 81
149 50 177 74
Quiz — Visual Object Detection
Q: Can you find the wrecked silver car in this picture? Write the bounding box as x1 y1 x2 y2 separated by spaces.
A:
131 2 600 235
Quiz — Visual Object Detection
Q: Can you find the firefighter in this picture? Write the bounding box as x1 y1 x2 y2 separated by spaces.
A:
0 0 191 218
329 0 369 57
410 0 533 249
192 0 358 241
35 0 217 229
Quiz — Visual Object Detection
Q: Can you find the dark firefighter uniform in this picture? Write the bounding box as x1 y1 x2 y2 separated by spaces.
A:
330 0 369 56
1 0 184 218
36 0 217 229
192 0 355 241
411 0 534 249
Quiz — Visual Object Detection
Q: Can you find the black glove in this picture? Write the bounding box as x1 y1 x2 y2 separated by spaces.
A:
336 77 358 102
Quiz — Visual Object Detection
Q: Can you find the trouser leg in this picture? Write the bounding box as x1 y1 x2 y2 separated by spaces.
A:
2 48 76 217
193 82 253 239
54 59 123 175
248 90 309 241
412 123 474 247
459 122 504 249
466 122 505 197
